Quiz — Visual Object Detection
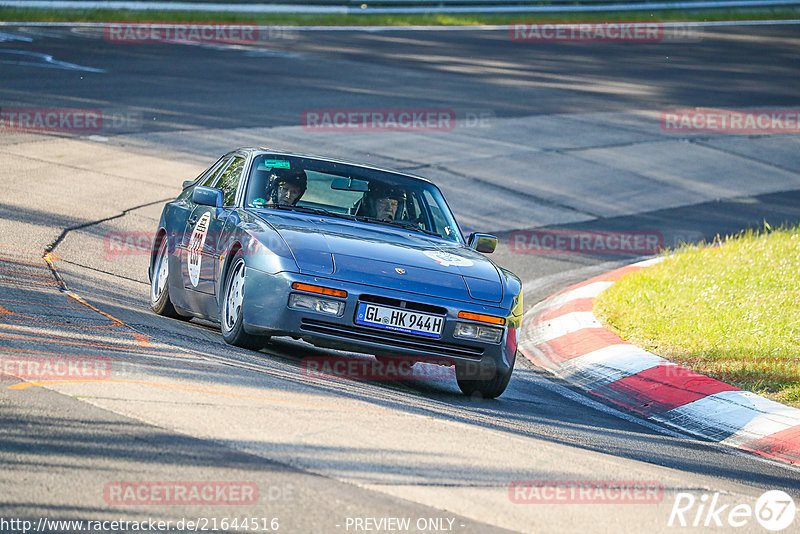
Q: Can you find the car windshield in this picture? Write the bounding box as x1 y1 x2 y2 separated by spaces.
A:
244 154 463 243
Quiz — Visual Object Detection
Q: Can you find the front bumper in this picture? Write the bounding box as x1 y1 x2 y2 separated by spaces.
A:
241 269 517 375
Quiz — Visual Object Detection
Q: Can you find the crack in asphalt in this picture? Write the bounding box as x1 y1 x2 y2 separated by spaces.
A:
39 198 170 296
44 197 171 258
547 137 675 154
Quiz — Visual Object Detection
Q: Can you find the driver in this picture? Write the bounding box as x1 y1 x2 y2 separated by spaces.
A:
359 183 406 222
265 168 307 206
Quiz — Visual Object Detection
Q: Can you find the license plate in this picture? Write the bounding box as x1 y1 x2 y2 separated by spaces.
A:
356 303 444 338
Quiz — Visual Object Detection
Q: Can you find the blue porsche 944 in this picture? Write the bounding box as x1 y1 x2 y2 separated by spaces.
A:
149 148 522 397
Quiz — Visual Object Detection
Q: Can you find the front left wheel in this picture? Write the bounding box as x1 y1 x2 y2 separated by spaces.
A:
220 251 265 350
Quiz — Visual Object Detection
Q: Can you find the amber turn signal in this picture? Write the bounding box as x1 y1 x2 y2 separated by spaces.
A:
457 311 505 326
291 282 347 299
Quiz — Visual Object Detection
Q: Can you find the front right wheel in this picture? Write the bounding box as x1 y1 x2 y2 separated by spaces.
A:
455 350 515 399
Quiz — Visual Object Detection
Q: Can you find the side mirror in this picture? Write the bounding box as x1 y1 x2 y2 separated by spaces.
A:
193 186 224 209
468 233 498 254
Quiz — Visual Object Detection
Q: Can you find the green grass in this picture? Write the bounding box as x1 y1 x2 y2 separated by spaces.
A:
594 223 800 408
0 7 799 25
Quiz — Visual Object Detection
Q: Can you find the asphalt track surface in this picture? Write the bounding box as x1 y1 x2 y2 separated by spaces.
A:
1 22 800 533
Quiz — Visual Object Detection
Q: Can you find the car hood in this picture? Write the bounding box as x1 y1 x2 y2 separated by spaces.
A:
251 210 503 303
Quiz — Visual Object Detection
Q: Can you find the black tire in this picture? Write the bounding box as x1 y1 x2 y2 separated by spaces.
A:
220 251 264 350
150 237 184 319
456 350 516 399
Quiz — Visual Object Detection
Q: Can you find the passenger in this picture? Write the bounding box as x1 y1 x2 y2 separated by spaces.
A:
359 183 406 222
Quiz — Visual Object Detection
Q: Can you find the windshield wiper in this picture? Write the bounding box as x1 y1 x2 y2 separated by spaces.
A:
386 220 442 237
354 216 441 237
267 203 325 214
264 203 358 221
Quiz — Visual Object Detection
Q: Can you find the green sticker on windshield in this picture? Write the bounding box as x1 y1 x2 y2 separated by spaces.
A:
258 159 291 170
251 197 266 207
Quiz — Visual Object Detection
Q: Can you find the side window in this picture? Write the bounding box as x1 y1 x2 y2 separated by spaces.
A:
422 190 457 241
202 156 232 187
178 157 230 201
215 156 246 207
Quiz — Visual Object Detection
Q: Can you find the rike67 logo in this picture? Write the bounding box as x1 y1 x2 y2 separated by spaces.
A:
668 490 796 531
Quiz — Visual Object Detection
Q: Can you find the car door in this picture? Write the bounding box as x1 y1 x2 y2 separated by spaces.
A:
181 154 247 296
171 155 229 227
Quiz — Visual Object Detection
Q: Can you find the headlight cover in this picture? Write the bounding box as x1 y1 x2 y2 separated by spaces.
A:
288 293 345 316
454 321 503 343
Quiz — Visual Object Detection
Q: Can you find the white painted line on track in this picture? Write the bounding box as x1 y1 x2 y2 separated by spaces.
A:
0 49 105 72
0 30 33 41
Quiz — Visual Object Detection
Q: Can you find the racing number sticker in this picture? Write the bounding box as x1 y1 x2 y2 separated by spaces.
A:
187 212 211 287
423 250 473 267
